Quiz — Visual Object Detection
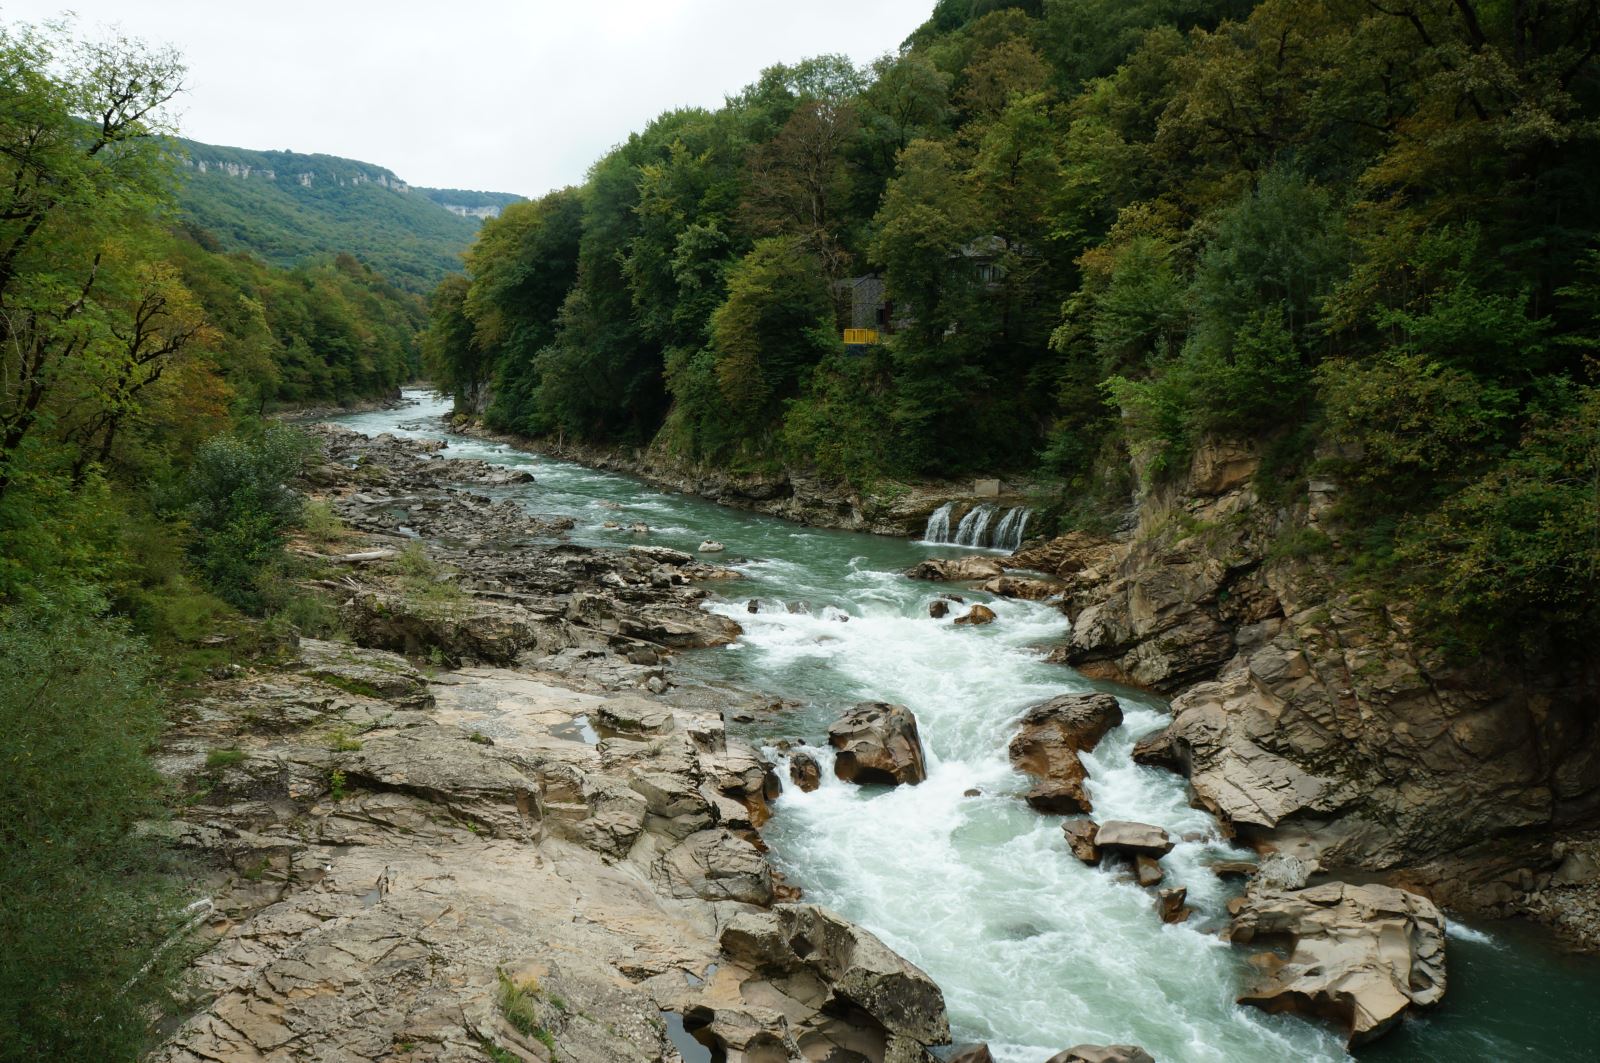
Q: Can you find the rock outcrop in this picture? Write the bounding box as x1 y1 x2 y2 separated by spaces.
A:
828 703 929 787
1093 821 1174 859
1008 693 1123 813
1231 881 1446 1046
907 556 1006 582
717 905 950 1063
1031 434 1600 942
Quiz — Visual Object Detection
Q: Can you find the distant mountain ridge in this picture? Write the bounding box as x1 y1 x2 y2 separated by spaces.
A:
416 187 524 220
170 137 523 291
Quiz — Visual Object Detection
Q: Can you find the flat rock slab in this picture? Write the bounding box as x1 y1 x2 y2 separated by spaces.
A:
1094 820 1174 858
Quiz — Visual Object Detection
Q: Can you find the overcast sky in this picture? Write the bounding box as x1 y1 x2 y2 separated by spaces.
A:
3 1 932 196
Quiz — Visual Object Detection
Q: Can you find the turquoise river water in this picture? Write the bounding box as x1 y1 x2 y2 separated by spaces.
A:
334 392 1600 1063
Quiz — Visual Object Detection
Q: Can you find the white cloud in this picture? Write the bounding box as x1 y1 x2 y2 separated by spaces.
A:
2 0 932 195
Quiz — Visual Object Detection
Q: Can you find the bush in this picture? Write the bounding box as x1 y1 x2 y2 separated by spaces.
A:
0 598 186 1061
186 426 310 610
1395 387 1600 654
1106 308 1309 483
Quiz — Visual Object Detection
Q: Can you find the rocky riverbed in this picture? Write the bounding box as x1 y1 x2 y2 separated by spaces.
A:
157 424 1178 1063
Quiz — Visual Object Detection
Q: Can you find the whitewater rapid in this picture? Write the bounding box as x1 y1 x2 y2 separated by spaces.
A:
704 581 1342 1062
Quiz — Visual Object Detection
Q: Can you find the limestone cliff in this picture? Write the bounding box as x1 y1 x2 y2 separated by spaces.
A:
1011 440 1600 942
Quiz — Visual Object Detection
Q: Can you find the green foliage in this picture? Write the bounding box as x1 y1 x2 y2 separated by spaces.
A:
496 970 550 1041
1108 308 1309 481
186 426 309 610
1317 352 1520 512
0 598 186 1062
416 0 1600 661
1394 388 1600 655
206 747 246 770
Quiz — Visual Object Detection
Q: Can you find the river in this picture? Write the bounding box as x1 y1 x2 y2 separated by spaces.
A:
332 391 1600 1063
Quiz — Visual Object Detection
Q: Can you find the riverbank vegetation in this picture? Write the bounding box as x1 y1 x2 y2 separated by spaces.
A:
0 19 413 1059
427 0 1600 655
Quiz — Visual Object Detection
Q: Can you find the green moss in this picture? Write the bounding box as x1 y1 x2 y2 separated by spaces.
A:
205 748 246 770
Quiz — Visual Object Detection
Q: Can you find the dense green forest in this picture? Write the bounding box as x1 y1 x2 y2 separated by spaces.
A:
0 22 426 1060
429 0 1600 655
176 138 492 291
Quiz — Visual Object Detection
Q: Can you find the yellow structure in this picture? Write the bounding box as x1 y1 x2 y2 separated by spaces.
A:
842 328 882 345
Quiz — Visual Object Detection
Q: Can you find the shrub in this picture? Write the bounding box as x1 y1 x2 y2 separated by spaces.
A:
1395 387 1600 654
186 426 310 610
0 598 187 1061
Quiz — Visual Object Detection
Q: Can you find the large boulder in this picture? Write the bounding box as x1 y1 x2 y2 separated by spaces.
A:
1009 694 1123 813
719 904 950 1052
948 1045 994 1063
954 604 998 627
979 575 1058 601
1231 881 1447 1045
1045 1046 1155 1063
1063 820 1100 864
828 703 928 787
1094 821 1174 858
789 752 822 793
907 556 1006 582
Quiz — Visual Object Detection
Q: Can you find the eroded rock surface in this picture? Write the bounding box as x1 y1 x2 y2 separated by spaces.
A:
828 703 928 787
1008 693 1123 813
1030 435 1600 943
1231 881 1446 1045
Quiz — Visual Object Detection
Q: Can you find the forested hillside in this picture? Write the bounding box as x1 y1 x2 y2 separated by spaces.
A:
430 0 1600 656
176 138 496 290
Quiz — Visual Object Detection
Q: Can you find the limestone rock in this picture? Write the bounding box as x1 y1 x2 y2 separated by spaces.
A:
1134 855 1165 887
718 904 951 1049
929 599 950 619
1063 820 1100 864
1159 887 1191 923
342 589 541 666
298 638 433 706
979 575 1058 601
343 728 545 841
1045 1046 1155 1063
828 703 928 787
1094 821 1174 858
954 604 997 627
1130 727 1183 773
907 556 1006 582
789 752 822 793
1003 532 1117 579
1009 694 1123 814
948 1044 994 1063
654 828 773 905
1231 881 1446 1045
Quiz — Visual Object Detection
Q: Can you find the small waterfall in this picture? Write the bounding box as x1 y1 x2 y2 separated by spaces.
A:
952 504 991 546
993 506 1032 552
925 502 1032 551
923 501 956 543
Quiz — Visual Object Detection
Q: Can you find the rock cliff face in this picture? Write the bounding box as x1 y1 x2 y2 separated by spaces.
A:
1013 439 1600 940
